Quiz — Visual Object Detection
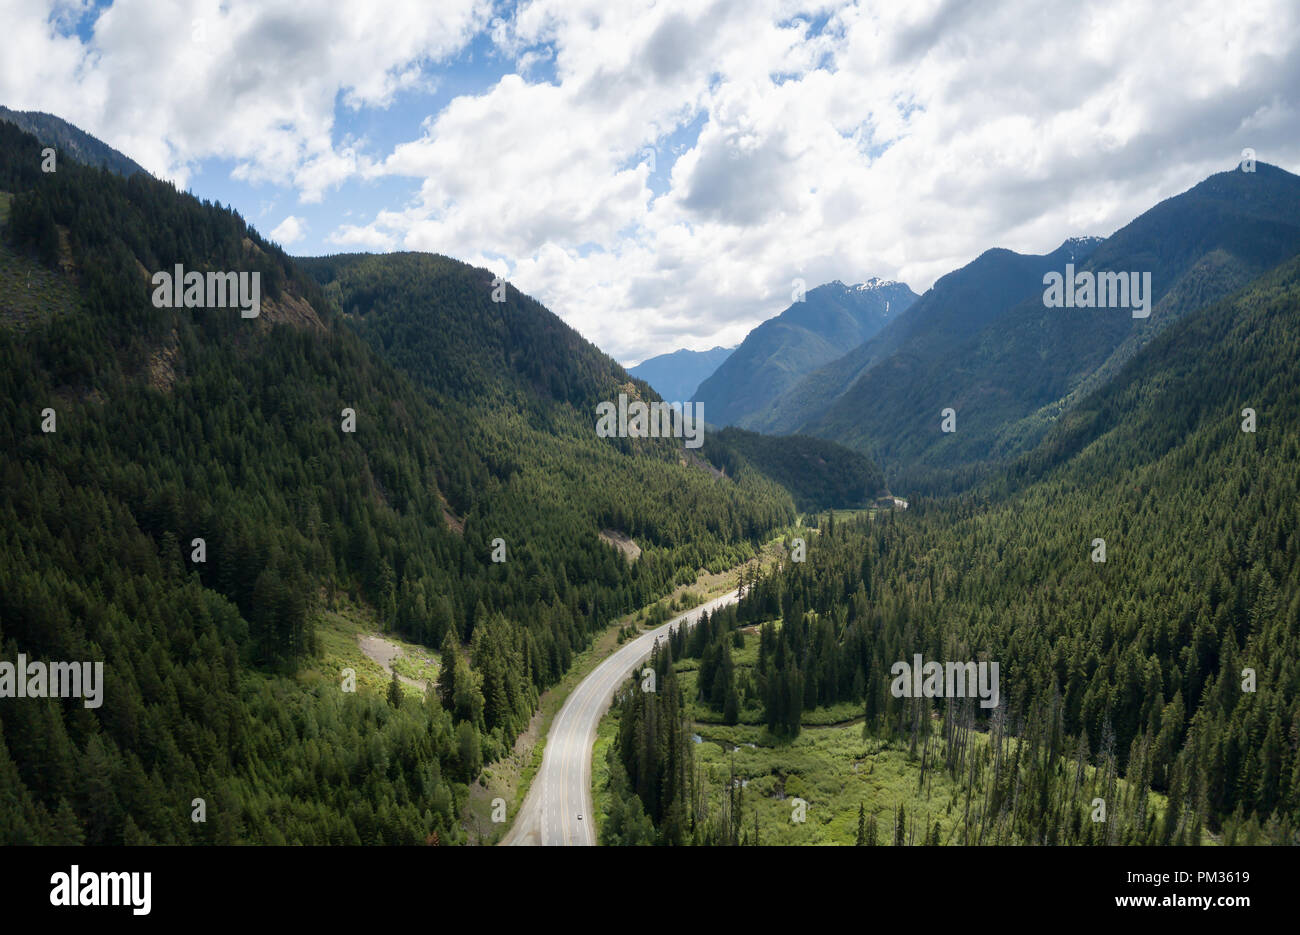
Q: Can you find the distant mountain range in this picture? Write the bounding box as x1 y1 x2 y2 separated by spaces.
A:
744 164 1300 493
693 277 918 427
628 344 735 402
741 238 1101 438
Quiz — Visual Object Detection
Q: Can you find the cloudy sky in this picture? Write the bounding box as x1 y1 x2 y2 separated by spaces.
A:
2 0 1297 364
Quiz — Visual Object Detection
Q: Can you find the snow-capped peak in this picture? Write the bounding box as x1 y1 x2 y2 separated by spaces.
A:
853 276 899 291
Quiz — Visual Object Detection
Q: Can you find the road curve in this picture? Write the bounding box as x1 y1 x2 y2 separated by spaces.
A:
503 589 740 846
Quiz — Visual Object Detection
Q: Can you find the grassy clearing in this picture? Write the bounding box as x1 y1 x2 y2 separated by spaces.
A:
309 599 438 700
692 723 964 845
622 715 1175 845
803 507 877 526
391 650 438 686
0 201 82 332
590 699 959 846
597 614 1180 845
690 720 1177 845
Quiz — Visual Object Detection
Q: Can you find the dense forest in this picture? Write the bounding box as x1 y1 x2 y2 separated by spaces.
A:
602 252 1300 845
0 120 800 843
704 427 887 511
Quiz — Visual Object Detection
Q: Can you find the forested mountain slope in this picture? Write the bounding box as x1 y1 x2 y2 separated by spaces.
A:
702 427 887 512
299 251 797 564
0 106 147 177
743 238 1102 436
0 119 795 844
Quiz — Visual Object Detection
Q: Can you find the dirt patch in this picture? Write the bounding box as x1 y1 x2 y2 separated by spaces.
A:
357 634 435 691
260 289 326 333
440 494 464 535
56 226 77 278
681 448 725 479
147 329 181 393
599 528 641 562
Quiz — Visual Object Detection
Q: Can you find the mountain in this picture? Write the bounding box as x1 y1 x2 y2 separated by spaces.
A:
628 344 734 402
743 238 1102 436
0 117 799 845
765 164 1300 494
693 278 918 428
0 105 147 177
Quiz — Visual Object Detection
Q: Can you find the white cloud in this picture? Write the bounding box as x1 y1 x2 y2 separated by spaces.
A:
334 0 1300 361
0 0 489 195
270 214 307 245
2 0 1297 362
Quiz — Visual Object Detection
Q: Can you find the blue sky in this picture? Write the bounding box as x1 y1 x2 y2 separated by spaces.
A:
4 0 1298 363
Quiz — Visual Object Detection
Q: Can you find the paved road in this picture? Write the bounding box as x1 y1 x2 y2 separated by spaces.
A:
503 589 740 846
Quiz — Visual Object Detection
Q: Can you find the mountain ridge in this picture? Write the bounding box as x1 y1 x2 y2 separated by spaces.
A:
627 344 735 402
694 277 918 427
754 164 1300 494
742 236 1104 436
0 105 147 178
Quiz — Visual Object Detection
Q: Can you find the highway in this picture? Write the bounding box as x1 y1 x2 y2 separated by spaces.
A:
503 589 740 846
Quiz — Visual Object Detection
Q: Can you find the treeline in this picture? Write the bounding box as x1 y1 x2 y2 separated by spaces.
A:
669 544 878 738
602 638 755 846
